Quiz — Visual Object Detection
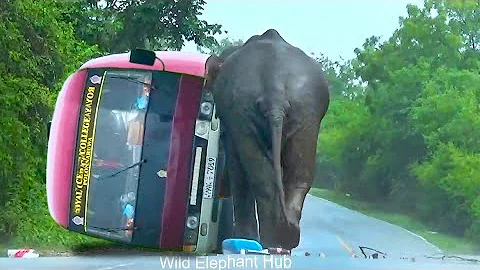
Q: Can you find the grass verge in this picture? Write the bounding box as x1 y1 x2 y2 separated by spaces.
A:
0 221 168 257
309 188 479 255
0 236 172 257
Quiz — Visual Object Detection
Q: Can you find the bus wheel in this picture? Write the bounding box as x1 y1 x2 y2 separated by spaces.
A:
216 197 234 254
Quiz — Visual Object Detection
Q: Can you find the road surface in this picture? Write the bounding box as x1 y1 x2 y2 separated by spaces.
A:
293 194 441 258
1 195 478 270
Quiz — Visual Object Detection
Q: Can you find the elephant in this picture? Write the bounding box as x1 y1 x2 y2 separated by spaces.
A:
204 29 330 250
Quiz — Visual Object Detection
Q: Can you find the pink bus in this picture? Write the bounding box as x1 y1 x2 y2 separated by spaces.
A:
46 49 233 254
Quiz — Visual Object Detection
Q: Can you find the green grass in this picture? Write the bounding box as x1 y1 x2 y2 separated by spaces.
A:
0 214 148 257
0 243 7 257
309 188 479 255
1 233 109 257
1 233 168 257
1 215 180 257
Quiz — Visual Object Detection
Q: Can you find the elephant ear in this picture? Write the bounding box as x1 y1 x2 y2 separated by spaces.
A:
204 55 223 90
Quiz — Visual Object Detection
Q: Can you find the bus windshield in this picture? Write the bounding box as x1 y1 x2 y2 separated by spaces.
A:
81 69 152 241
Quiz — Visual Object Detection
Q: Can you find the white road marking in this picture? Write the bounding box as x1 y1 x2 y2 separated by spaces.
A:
96 263 134 270
336 235 357 257
402 227 442 253
316 196 442 253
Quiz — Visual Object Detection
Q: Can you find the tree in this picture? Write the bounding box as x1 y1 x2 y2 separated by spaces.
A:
196 36 244 55
0 0 101 244
62 0 223 53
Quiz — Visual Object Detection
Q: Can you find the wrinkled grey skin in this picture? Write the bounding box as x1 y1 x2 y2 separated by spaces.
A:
204 29 330 250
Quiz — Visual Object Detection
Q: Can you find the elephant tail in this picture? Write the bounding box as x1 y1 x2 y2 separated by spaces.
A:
271 113 289 224
259 96 291 226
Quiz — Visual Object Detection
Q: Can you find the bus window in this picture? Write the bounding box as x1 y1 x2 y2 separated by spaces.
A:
83 70 152 242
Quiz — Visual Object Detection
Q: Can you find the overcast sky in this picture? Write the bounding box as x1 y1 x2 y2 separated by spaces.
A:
181 0 424 61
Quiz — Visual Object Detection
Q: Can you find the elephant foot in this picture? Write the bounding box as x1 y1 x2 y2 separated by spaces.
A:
279 221 300 250
260 220 300 250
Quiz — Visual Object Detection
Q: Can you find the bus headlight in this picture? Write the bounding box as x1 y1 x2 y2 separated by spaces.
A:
200 102 213 116
186 215 199 229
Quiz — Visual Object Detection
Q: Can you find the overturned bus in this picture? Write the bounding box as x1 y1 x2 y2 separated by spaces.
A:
46 49 233 254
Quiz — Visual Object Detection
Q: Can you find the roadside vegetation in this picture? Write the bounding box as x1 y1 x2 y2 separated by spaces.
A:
312 0 480 255
0 0 479 256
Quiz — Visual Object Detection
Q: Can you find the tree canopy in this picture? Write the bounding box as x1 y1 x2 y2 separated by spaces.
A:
197 36 244 55
65 0 223 52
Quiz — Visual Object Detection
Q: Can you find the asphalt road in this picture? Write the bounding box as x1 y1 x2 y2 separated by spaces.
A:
292 194 441 258
1 195 479 270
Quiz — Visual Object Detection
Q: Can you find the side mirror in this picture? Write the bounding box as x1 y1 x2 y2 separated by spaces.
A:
129 48 156 66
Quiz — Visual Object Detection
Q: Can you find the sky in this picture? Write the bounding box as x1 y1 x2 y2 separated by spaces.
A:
180 0 424 61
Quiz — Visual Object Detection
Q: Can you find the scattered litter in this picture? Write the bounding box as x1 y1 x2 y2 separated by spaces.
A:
267 247 291 255
7 248 40 258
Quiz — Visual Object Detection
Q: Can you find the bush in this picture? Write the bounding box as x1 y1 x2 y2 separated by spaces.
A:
412 143 480 238
0 0 99 246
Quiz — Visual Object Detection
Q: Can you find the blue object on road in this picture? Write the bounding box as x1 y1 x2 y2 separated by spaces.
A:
222 238 263 254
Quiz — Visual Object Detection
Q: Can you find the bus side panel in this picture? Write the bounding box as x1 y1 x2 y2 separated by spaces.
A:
46 70 87 228
160 75 203 248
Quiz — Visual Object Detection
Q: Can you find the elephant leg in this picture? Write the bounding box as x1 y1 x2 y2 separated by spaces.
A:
231 178 258 241
282 123 321 248
223 133 258 241
229 130 292 249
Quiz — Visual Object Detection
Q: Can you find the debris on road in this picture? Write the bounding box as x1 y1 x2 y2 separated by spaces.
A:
7 248 40 258
267 247 291 255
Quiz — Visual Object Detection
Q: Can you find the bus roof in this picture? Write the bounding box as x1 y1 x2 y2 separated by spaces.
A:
80 51 210 78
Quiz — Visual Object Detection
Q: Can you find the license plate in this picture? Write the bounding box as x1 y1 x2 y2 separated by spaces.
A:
203 157 216 199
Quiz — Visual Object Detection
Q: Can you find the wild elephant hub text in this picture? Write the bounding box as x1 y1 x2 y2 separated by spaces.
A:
159 255 292 269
